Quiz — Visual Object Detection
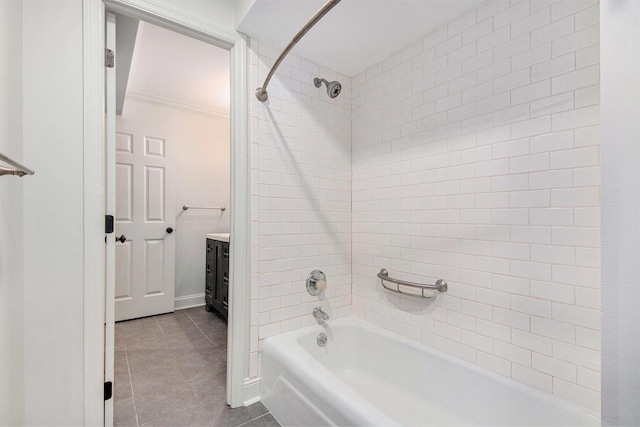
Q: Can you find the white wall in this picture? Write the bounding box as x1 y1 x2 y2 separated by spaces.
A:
600 0 640 425
0 1 25 424
234 0 255 29
22 0 87 423
248 39 352 378
351 0 601 415
118 96 230 307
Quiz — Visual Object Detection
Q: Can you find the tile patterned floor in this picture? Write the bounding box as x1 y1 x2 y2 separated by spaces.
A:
114 307 281 427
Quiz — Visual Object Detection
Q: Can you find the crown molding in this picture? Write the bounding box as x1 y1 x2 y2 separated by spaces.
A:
125 91 230 119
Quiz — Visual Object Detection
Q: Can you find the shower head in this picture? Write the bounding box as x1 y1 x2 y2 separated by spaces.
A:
314 77 342 98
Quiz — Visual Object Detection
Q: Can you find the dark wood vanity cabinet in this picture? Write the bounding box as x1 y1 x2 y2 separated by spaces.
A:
205 238 229 320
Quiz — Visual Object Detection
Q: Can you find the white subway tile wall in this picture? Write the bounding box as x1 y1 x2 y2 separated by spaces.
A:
249 39 353 378
351 0 600 415
247 0 600 416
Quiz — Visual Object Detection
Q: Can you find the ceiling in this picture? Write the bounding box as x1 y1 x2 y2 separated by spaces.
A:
121 1 485 113
237 0 486 78
124 21 230 115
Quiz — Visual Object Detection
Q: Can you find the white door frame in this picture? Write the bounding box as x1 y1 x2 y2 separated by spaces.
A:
82 0 251 423
82 1 107 424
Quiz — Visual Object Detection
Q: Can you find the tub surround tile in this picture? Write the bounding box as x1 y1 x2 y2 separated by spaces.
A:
350 0 601 416
246 0 601 419
250 36 353 380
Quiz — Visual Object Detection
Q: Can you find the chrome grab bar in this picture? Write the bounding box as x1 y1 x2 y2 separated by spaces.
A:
377 268 447 298
255 0 342 102
182 205 226 212
0 152 35 177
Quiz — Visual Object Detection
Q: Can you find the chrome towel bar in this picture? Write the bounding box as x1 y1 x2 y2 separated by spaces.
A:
377 268 447 298
182 205 226 211
0 152 35 177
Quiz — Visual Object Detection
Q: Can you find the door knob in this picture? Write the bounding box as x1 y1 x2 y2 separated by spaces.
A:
166 227 174 234
116 235 126 243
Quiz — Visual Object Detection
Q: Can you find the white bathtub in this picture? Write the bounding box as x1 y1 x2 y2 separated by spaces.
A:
260 316 599 426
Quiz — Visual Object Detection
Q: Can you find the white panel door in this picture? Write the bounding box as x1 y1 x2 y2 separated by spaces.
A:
115 118 176 321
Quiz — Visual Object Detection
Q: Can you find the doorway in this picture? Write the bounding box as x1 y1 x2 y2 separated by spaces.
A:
98 1 252 424
108 14 236 424
112 18 231 322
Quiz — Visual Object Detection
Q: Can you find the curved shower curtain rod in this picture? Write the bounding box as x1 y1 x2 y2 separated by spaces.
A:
0 152 35 177
255 0 342 102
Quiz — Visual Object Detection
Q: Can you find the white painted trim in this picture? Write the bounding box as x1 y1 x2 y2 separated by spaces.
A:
102 0 251 410
228 34 250 408
243 377 261 406
104 0 237 49
104 12 117 427
125 91 230 119
601 1 640 424
174 293 206 310
83 0 106 425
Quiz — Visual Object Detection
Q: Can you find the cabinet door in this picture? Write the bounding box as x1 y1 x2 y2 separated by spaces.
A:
214 240 223 305
206 239 229 319
219 242 229 317
205 239 216 308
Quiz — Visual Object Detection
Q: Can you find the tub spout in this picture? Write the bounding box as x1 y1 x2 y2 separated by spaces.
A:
313 306 330 323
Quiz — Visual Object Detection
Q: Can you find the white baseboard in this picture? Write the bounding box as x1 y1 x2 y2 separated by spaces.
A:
243 377 261 406
174 293 205 310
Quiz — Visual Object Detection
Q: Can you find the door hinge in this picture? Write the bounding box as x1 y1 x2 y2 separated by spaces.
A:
104 381 113 401
105 48 114 68
105 215 114 234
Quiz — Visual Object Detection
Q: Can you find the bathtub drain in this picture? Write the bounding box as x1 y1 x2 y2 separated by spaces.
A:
317 332 328 347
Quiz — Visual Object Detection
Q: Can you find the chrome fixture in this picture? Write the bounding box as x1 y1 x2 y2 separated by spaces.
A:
306 269 327 296
255 0 342 102
314 78 342 98
313 306 330 323
377 268 448 298
0 152 35 177
317 332 328 347
182 205 226 211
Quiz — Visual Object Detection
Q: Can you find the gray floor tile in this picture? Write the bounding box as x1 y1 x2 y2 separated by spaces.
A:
205 402 269 427
141 408 211 427
127 349 181 373
114 351 132 403
166 329 216 350
124 331 170 351
157 321 200 338
115 331 128 351
114 351 129 373
238 413 281 427
187 372 227 411
130 366 191 397
114 308 281 427
114 398 138 427
177 351 227 384
184 306 213 321
136 398 204 426
114 376 133 403
119 316 162 337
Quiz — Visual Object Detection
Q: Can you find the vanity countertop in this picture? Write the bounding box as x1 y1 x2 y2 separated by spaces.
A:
206 233 230 242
